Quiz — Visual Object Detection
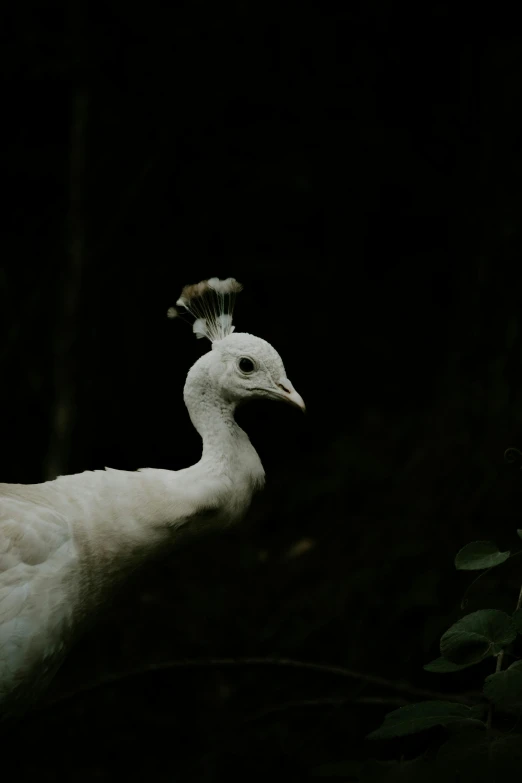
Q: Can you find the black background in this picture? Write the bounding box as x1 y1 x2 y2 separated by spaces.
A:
2 4 522 780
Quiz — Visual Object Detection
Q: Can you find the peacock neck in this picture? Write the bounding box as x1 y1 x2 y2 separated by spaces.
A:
42 361 265 608
184 361 261 481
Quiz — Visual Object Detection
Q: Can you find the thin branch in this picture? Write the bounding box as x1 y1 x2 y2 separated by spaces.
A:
45 84 88 480
516 583 522 612
487 651 505 731
41 656 480 711
354 695 410 706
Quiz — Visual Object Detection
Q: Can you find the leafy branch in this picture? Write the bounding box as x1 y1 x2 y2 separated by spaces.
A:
356 531 522 782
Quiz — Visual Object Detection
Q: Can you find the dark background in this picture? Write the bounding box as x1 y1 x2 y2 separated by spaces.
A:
2 4 522 780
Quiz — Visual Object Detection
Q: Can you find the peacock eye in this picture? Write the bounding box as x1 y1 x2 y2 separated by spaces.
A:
238 357 255 374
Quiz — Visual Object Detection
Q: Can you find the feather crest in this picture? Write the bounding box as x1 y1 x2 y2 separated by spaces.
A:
169 277 242 342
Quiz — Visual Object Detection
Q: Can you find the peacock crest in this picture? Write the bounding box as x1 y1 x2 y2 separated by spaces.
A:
167 277 243 342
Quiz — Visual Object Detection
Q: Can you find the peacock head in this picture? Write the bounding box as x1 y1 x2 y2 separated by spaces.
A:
169 277 305 412
208 331 305 410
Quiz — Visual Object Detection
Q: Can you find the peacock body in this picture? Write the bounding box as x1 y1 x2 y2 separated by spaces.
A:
0 279 304 714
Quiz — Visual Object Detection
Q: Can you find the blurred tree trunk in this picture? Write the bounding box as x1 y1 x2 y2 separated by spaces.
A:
45 7 88 481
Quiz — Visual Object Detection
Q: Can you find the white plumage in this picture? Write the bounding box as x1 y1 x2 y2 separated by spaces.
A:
0 278 305 715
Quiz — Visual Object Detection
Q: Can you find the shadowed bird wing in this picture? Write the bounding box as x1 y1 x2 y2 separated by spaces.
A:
0 489 78 712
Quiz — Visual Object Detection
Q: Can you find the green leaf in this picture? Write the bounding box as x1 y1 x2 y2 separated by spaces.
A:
483 660 522 705
513 607 522 634
423 656 477 673
469 703 487 721
517 530 522 540
367 701 481 739
454 541 510 570
440 609 516 664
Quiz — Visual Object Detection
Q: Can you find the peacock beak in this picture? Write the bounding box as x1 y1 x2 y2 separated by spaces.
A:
277 377 306 413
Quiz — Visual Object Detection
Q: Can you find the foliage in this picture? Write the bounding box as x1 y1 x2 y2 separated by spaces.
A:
366 702 483 739
483 660 522 706
439 609 516 664
320 531 522 780
454 541 511 571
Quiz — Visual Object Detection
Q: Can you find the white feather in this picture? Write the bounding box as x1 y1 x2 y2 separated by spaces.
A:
207 277 242 295
192 318 208 339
